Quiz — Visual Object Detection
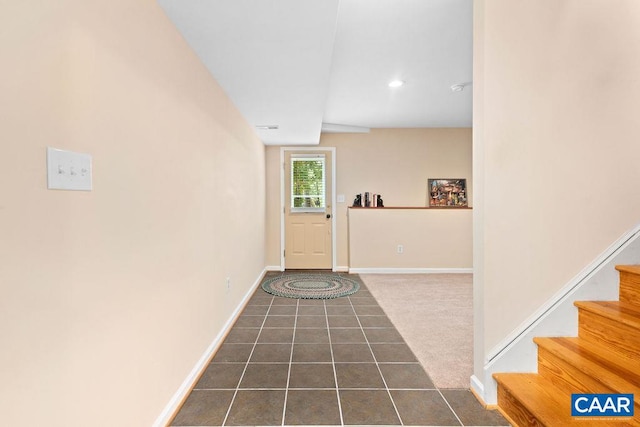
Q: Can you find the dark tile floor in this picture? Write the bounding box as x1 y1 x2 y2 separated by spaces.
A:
171 272 509 426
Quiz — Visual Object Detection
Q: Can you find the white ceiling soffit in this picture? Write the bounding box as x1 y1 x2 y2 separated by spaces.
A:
158 0 472 145
158 0 340 145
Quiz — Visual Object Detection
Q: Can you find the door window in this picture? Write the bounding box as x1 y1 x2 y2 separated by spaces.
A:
291 155 325 212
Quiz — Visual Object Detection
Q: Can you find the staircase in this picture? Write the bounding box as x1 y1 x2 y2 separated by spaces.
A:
494 265 640 426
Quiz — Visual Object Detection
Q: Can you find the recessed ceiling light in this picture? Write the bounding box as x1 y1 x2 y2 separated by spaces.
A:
388 80 405 88
255 125 279 130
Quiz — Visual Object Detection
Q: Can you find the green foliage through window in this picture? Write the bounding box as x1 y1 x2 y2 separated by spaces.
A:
291 157 325 209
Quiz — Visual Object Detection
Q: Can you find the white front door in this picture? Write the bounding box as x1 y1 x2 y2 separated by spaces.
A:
284 151 332 269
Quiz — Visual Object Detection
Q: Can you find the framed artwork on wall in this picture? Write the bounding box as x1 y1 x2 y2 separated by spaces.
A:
428 179 468 207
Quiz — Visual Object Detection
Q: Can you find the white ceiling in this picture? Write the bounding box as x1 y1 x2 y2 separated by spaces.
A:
157 0 473 145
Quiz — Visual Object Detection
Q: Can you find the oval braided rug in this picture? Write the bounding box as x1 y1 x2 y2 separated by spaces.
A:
261 274 360 299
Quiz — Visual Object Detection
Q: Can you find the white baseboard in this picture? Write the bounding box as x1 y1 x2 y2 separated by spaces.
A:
349 267 473 274
152 268 267 427
476 223 640 405
268 265 350 272
470 375 485 402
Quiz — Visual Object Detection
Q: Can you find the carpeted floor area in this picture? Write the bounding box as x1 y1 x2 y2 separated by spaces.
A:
360 274 473 389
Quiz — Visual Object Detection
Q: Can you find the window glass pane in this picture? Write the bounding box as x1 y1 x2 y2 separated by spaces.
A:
291 157 325 209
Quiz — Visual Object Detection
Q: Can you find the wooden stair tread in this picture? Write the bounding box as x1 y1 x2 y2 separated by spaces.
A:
534 337 640 397
494 373 575 426
495 266 640 425
616 265 640 275
574 301 640 329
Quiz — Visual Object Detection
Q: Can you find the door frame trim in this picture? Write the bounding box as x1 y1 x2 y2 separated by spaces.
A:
280 146 337 271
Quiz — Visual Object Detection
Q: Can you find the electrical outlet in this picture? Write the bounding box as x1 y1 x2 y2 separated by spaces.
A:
397 245 404 254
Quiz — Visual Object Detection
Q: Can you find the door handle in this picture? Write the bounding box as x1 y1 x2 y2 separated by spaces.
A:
326 214 331 219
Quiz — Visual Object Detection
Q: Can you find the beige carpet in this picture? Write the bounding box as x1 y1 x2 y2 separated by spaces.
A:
360 273 473 389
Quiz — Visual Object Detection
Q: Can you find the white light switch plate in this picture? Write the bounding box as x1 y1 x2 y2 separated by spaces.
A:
47 147 92 191
337 194 346 203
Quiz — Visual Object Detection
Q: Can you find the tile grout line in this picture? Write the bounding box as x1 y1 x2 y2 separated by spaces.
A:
350 292 405 426
437 388 464 426
325 299 346 427
195 386 440 391
221 296 274 426
281 299 299 426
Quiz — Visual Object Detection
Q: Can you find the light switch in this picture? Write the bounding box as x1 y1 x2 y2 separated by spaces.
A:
47 147 92 191
337 194 346 203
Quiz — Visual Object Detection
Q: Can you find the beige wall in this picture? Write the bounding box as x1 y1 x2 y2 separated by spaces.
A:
265 146 282 267
474 0 640 377
349 208 472 269
265 128 472 268
0 1 265 425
